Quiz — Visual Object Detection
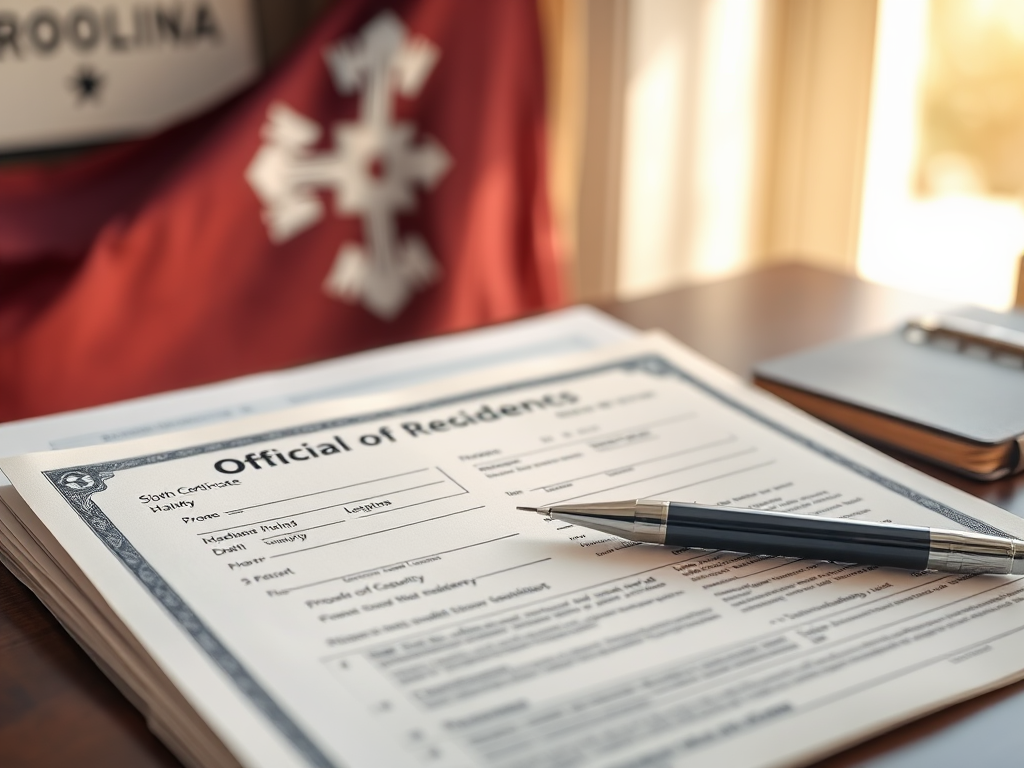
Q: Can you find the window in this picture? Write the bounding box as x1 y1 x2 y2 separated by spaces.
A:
859 0 1024 309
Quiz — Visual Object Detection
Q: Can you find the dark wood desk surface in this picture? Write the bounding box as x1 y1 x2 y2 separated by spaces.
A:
2 263 1023 767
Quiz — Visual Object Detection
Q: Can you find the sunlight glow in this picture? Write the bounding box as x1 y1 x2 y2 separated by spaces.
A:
858 0 1024 309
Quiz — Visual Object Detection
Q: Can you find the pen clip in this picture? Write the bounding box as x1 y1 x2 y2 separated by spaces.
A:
903 314 1024 369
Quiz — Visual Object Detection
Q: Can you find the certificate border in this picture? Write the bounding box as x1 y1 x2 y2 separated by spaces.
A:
37 354 1009 767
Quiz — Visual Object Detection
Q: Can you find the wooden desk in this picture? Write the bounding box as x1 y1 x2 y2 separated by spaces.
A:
2 263 1022 766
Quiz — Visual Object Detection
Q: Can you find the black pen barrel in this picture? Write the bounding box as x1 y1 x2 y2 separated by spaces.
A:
664 502 932 570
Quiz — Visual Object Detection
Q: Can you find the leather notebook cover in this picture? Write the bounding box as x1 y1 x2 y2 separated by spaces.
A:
753 306 1024 447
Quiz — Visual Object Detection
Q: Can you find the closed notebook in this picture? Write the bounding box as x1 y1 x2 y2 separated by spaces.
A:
753 306 1024 480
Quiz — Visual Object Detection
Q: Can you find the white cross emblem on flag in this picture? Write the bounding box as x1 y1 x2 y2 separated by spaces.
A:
246 11 451 320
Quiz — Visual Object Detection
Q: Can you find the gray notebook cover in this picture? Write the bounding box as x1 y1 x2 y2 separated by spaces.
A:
754 306 1024 446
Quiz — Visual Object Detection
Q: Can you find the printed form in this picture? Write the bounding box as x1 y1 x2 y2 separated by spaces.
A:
6 332 1024 768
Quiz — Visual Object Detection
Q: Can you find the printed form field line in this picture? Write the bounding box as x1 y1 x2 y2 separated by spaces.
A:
473 413 696 469
647 460 778 500
429 572 986 746
199 468 463 535
529 435 739 492
473 558 552 581
277 534 522 594
320 552 717 661
596 574 1014 716
513 572 962 718
221 468 434 515
544 448 767 504
340 551 927 695
540 593 1024 757
800 622 1024 715
623 621 1024 764
269 505 485 558
258 491 471 541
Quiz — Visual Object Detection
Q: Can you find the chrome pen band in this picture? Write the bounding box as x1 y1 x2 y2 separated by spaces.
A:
926 530 1024 575
633 499 669 544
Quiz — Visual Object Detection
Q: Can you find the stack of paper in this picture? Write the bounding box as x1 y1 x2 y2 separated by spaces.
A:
4 308 1024 768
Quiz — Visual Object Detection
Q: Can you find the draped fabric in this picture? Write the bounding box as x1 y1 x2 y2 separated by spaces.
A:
0 0 563 422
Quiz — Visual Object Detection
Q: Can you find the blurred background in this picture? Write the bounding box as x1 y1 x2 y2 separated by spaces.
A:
558 0 1024 310
6 0 1024 308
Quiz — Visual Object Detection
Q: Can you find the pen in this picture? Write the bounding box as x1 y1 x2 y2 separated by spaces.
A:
517 499 1024 575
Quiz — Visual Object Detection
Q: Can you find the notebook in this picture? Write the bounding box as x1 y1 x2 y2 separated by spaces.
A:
753 306 1024 480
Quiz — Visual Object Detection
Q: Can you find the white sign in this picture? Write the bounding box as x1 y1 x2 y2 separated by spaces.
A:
0 0 260 152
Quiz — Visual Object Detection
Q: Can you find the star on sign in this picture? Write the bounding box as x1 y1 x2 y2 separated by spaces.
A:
69 66 104 103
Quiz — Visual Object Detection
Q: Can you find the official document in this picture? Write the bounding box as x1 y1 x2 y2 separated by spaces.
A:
6 332 1024 768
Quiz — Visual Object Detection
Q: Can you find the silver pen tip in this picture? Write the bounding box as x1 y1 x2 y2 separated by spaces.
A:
516 505 551 515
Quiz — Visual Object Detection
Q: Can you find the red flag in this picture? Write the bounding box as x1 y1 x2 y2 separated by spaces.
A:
0 0 563 422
